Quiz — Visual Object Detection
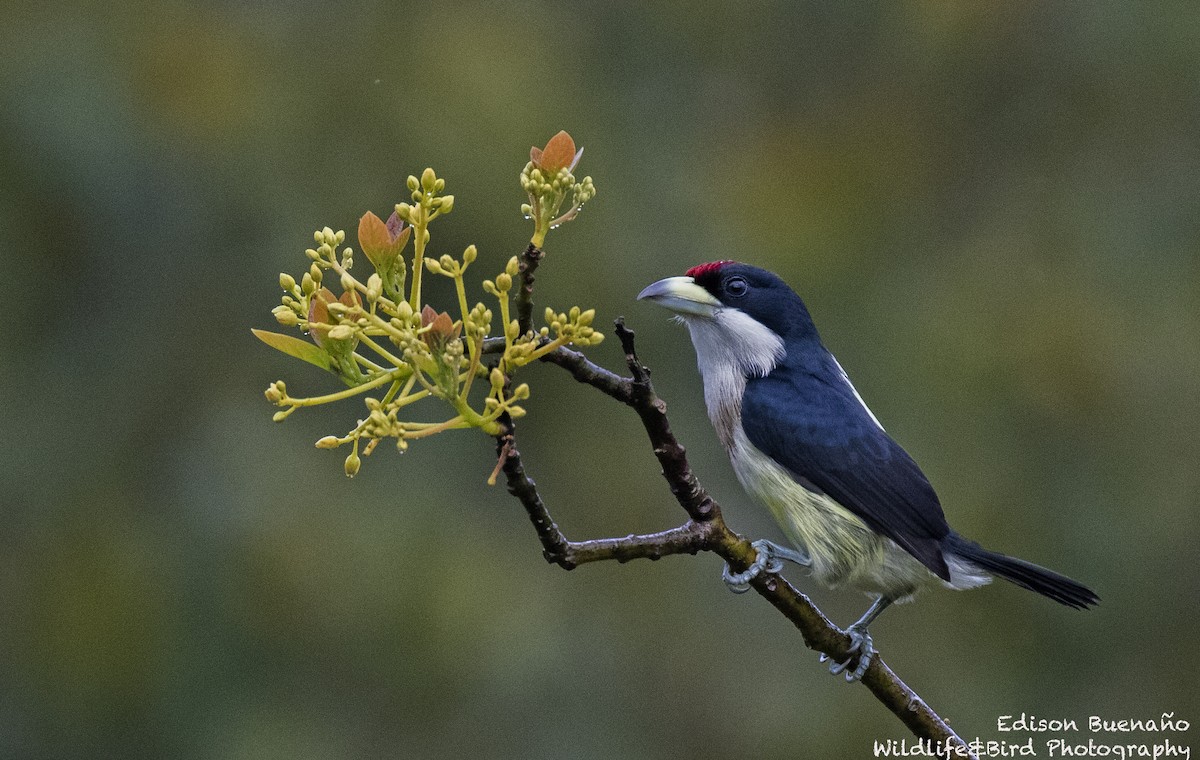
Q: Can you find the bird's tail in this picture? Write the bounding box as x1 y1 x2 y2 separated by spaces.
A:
944 533 1099 610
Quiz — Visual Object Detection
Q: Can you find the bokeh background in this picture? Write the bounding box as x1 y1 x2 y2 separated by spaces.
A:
2 2 1198 758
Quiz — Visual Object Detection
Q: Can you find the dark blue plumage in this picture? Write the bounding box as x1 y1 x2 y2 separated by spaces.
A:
742 364 954 581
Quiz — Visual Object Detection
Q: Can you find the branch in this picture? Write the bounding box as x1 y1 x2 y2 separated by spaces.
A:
513 243 544 336
495 331 972 759
495 424 715 569
500 243 969 755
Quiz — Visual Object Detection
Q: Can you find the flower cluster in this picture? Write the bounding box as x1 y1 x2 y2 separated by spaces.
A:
521 131 597 247
254 135 600 477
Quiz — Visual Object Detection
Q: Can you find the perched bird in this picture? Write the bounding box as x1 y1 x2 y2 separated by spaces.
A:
638 261 1097 680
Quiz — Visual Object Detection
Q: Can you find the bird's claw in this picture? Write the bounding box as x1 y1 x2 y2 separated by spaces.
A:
721 539 808 594
819 625 874 682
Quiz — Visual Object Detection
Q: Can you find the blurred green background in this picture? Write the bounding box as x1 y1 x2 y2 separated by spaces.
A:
2 2 1198 758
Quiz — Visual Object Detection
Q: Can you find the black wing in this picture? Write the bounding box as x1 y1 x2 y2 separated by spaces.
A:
741 365 952 580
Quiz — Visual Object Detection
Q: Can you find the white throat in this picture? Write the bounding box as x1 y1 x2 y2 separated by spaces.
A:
680 309 785 448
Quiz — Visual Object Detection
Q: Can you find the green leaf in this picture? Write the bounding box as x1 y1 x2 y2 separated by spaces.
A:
252 329 332 371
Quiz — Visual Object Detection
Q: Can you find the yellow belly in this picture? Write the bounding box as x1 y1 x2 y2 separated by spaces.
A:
728 428 946 599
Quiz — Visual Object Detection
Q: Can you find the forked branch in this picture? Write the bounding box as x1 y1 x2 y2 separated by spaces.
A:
494 250 973 756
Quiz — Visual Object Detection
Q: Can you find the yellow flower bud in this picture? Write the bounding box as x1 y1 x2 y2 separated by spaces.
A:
490 367 505 388
273 306 299 326
506 257 520 276
315 436 340 449
496 272 512 291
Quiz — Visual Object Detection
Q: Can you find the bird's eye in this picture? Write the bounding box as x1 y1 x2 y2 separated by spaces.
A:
725 276 748 298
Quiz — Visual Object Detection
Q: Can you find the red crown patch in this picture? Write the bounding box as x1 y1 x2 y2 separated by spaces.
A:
685 260 736 279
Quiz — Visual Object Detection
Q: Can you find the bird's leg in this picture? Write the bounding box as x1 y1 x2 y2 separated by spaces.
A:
722 539 811 594
820 595 893 682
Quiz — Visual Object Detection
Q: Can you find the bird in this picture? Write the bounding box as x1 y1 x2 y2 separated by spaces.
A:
637 261 1098 680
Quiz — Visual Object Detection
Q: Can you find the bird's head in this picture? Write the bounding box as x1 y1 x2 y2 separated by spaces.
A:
637 261 821 378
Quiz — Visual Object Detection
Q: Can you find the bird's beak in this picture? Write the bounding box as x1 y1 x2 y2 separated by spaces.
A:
637 276 721 318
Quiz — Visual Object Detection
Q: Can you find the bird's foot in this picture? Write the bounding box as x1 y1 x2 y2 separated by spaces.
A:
721 539 811 594
819 624 874 682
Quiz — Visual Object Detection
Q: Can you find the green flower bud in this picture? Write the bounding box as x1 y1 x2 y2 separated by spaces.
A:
506 257 520 276
305 248 320 261
395 202 412 221
272 410 289 422
344 450 361 477
434 178 445 192
366 273 382 302
264 385 282 403
310 263 323 282
421 167 436 192
397 301 414 320
407 175 420 192
340 272 356 293
439 195 454 214
490 367 505 387
506 320 520 340
301 272 315 295
463 245 477 264
280 273 296 291
496 272 512 291
439 254 455 271
544 307 556 324
315 436 340 449
322 226 336 245
424 258 443 274
513 383 530 400
482 280 498 296
328 325 354 341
